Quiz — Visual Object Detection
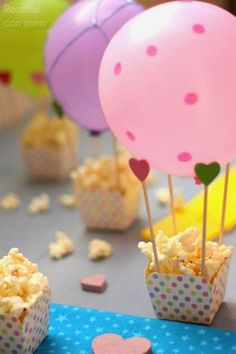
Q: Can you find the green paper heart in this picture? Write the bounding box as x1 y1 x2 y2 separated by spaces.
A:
194 162 221 186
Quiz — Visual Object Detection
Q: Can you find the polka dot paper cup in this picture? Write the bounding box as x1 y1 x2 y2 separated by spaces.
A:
23 144 77 181
0 289 51 354
76 186 141 231
146 257 231 325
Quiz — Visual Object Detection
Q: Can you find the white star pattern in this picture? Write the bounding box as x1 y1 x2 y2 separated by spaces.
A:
96 327 104 333
116 313 123 317
36 304 236 354
72 308 79 312
145 325 151 330
181 336 189 341
56 315 67 323
200 341 207 346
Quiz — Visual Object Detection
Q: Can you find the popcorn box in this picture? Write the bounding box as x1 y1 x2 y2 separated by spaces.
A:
76 186 141 230
0 289 51 354
23 144 77 181
146 257 231 325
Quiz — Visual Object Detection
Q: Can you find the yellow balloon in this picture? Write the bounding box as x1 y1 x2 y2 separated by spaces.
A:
0 0 68 97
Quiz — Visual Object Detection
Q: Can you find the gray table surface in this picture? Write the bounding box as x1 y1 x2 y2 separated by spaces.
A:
0 120 235 331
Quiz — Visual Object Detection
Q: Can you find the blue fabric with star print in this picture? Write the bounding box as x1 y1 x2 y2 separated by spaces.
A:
36 304 236 354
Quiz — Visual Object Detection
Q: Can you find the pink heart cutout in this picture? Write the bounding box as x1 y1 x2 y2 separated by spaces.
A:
129 158 150 182
31 72 45 86
92 334 152 354
81 274 106 293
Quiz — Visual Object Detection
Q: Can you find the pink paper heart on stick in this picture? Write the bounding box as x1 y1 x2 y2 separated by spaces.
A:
129 158 150 182
31 72 45 86
92 333 152 354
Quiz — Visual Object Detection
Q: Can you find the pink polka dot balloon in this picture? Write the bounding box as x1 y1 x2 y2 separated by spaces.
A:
45 0 143 133
99 1 236 176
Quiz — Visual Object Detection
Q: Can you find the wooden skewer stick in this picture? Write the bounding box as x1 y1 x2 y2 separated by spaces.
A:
0 85 8 128
142 181 160 273
219 162 230 245
37 96 50 114
112 133 121 191
168 174 177 234
201 185 208 277
10 88 22 126
92 134 102 160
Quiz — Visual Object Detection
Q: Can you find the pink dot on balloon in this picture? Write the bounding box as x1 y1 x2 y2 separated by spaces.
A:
147 45 158 56
193 24 205 34
113 62 122 75
126 131 136 141
177 152 192 162
184 92 198 105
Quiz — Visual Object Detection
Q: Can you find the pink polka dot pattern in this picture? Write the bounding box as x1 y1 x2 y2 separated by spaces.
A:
184 92 198 105
113 62 122 75
126 131 136 141
147 45 158 56
76 187 141 230
177 152 192 162
0 290 51 353
146 257 230 325
193 23 205 34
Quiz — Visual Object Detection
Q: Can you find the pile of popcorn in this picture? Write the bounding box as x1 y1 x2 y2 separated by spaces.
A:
72 155 139 194
21 113 76 149
0 249 49 322
28 193 50 215
1 193 20 212
139 227 233 283
89 239 113 261
58 193 76 208
49 231 74 259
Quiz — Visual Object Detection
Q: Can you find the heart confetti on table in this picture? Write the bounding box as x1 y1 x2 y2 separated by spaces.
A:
31 72 45 86
129 158 150 182
92 333 152 354
81 273 107 293
194 162 221 186
0 71 11 85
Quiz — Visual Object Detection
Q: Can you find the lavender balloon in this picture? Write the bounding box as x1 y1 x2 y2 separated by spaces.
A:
45 0 143 133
